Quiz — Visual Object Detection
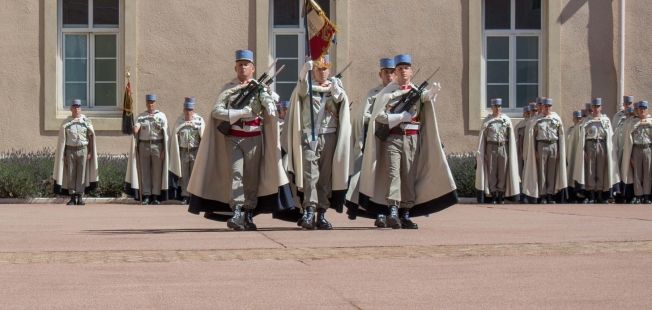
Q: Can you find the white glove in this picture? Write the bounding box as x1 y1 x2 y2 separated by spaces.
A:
266 101 277 117
423 82 441 102
228 106 253 124
329 77 343 101
386 111 412 128
241 106 253 118
300 60 313 81
400 111 413 123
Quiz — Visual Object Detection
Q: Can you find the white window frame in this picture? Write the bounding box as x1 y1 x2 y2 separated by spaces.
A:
482 0 542 116
57 0 124 114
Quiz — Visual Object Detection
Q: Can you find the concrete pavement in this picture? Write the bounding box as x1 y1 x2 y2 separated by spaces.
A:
1 203 651 309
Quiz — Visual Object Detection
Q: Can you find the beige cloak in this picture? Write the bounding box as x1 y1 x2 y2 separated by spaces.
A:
169 113 205 198
187 80 294 221
358 82 458 217
124 110 172 201
522 113 567 200
53 114 99 195
619 116 652 198
474 114 520 202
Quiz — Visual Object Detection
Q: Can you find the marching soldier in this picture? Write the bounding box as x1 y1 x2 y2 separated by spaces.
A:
347 57 396 227
570 98 619 204
53 99 99 205
285 55 352 230
524 98 567 204
566 111 582 203
475 98 519 204
187 50 294 230
169 97 205 205
358 54 459 229
612 95 635 128
125 94 172 205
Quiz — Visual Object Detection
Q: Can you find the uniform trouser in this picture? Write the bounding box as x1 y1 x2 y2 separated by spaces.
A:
383 134 419 208
179 148 198 197
485 142 508 193
584 140 607 191
225 135 262 210
65 146 88 194
139 141 164 196
537 141 558 196
632 145 652 196
301 132 337 210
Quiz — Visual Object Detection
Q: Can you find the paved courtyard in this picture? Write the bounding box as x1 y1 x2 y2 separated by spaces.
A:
1 203 651 309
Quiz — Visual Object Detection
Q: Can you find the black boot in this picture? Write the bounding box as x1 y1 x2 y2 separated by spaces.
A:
374 214 387 228
67 195 76 205
243 208 257 231
539 195 547 204
547 194 555 204
151 195 161 205
141 195 150 205
645 195 652 204
76 194 85 205
227 205 245 231
386 205 401 229
498 192 505 204
491 192 498 204
629 197 638 204
315 208 333 230
181 197 189 205
588 191 596 204
596 191 607 204
297 207 308 227
399 208 418 229
301 206 316 229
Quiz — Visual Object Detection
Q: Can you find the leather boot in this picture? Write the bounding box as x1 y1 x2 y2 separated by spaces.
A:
76 194 85 205
539 195 547 204
547 194 555 204
491 192 498 204
498 192 505 204
227 205 245 231
645 195 652 204
152 195 161 205
67 195 76 205
399 208 418 229
141 195 150 205
297 208 308 227
315 208 332 230
301 206 316 229
386 205 401 229
588 191 596 204
243 208 257 231
629 197 638 204
374 214 387 228
181 197 189 205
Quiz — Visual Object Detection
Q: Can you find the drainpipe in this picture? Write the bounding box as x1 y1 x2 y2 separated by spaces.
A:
618 0 625 111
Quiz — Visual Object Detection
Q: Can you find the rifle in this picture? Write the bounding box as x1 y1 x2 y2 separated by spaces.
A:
374 67 440 141
217 64 285 135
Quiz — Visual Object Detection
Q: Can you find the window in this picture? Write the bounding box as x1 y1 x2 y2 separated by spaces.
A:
60 0 121 109
483 0 541 110
270 0 330 102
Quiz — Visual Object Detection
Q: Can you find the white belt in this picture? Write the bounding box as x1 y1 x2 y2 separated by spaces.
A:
231 125 261 132
303 127 337 134
402 123 419 130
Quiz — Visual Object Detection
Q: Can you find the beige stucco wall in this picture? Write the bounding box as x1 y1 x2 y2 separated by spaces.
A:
2 0 652 154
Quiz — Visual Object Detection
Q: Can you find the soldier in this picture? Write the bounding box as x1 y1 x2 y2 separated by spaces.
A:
53 99 99 205
347 57 396 227
584 103 593 120
359 54 459 229
524 98 567 204
620 102 652 204
125 94 172 205
284 55 352 230
529 103 537 118
566 111 582 203
187 50 294 230
612 95 635 128
169 97 205 205
521 98 546 203
278 100 289 121
475 98 519 204
570 98 619 204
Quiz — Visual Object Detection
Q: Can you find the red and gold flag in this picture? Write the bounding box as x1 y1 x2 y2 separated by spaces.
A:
121 82 135 135
303 0 338 61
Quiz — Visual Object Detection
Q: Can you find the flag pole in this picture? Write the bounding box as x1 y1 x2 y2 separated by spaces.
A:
304 0 318 151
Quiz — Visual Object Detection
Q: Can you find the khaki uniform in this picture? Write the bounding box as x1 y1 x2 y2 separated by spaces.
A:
375 85 423 208
631 123 652 196
213 84 272 209
584 120 608 191
484 119 509 193
298 79 343 210
177 123 201 197
64 121 90 194
534 118 560 195
136 112 167 196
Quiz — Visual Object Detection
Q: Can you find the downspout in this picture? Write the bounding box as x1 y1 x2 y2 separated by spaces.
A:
618 0 625 111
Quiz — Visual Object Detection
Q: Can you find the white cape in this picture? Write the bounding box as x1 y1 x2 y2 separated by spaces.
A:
53 114 99 195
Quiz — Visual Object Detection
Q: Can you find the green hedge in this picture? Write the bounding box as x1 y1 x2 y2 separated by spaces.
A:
0 149 477 199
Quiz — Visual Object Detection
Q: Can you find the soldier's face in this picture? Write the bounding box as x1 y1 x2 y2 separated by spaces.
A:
529 110 536 117
491 105 501 115
395 64 412 84
639 107 648 116
70 105 81 118
313 67 330 84
541 104 552 116
146 100 157 113
592 105 601 116
183 108 194 120
573 117 581 125
536 103 543 113
280 107 287 120
235 61 255 80
379 68 395 86
523 112 529 118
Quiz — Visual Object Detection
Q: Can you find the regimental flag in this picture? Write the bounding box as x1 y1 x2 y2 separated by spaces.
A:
303 0 338 61
121 82 135 135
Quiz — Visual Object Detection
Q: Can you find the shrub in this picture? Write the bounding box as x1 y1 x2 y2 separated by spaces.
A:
447 152 476 198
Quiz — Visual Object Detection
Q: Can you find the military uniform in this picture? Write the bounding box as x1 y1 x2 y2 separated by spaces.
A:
565 111 583 203
169 97 205 205
533 99 563 203
627 102 652 203
135 95 168 204
612 95 635 130
483 99 510 200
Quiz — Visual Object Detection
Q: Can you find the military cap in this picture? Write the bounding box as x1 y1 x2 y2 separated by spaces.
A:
624 95 634 103
572 111 581 117
591 98 602 106
543 98 553 105
393 54 412 66
380 58 395 69
70 99 82 106
490 98 502 106
184 97 195 109
236 50 254 63
146 94 156 101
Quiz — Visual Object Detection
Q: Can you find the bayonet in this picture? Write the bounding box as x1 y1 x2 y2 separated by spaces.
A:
334 61 353 79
